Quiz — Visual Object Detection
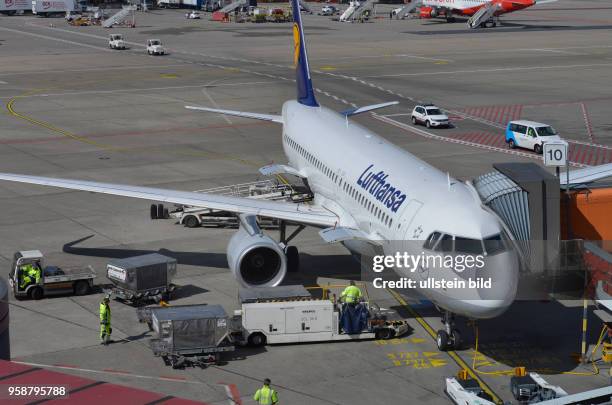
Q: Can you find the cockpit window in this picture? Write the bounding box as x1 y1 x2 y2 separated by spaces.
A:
423 232 442 250
455 237 483 254
435 234 453 252
484 234 506 255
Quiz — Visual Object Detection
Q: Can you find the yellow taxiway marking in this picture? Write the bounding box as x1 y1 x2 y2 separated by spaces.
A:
319 66 337 71
6 90 122 152
387 289 502 404
386 351 448 369
160 73 179 78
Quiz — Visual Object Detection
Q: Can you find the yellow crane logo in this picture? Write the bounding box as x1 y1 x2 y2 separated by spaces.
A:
293 23 300 67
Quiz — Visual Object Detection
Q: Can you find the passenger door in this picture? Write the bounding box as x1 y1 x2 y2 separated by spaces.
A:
526 127 538 150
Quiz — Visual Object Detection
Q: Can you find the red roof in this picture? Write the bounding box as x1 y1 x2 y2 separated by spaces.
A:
0 360 206 405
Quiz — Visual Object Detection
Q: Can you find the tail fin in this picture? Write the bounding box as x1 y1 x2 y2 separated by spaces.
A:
291 0 319 107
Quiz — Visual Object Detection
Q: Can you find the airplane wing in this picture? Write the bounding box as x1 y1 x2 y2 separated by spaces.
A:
340 101 399 117
185 106 283 123
0 173 338 227
563 163 612 186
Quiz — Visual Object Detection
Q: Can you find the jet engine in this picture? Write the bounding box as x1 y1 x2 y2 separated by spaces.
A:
419 6 435 18
226 215 287 287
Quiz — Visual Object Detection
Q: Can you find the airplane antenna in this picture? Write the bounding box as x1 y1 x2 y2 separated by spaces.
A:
345 115 348 128
447 172 451 190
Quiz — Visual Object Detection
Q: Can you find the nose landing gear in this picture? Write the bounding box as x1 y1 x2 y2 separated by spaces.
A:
437 311 461 351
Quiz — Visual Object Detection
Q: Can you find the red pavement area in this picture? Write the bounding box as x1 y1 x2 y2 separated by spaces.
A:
0 360 206 405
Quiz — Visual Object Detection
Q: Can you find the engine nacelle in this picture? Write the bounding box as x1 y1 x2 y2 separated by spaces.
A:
420 6 434 18
227 223 287 288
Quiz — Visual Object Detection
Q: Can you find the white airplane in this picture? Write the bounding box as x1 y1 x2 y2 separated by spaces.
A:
0 0 520 350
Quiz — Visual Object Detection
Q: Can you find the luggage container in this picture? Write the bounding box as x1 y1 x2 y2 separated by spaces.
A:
137 304 234 368
106 253 177 305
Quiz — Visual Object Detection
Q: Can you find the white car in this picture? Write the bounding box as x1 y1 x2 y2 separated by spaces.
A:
147 39 166 55
185 11 200 19
411 104 450 128
109 34 126 50
321 5 338 15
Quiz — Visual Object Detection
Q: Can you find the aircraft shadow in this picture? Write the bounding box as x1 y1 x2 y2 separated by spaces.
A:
398 300 606 373
63 235 229 269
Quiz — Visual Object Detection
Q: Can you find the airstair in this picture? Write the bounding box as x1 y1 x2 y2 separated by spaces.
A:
103 6 136 28
467 1 500 28
340 0 377 22
299 0 312 14
393 0 421 19
152 180 313 228
218 0 246 13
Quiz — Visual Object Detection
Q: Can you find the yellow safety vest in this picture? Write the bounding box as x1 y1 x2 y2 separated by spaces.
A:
100 303 111 325
341 285 362 303
253 385 278 405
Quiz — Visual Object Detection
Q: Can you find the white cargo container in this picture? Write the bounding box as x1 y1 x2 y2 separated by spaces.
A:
32 0 75 16
0 0 31 14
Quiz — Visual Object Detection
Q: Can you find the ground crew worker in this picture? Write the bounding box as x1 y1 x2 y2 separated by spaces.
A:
340 280 362 305
253 378 278 405
19 264 38 290
19 271 32 290
99 295 112 345
28 264 41 284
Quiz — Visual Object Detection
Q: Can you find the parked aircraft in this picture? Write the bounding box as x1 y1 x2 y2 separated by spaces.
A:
0 0 522 350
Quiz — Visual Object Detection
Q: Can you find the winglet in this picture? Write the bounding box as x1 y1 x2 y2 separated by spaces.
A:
290 0 319 107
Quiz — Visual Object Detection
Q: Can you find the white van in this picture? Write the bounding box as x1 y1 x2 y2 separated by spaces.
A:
505 120 562 154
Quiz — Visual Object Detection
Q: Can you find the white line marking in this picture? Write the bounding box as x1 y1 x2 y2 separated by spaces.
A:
373 114 587 167
366 63 612 78
0 26 111 52
6 82 272 99
0 64 189 77
13 361 206 384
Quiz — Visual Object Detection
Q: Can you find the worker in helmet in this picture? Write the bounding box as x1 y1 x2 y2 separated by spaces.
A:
340 280 362 305
253 378 278 405
99 295 112 345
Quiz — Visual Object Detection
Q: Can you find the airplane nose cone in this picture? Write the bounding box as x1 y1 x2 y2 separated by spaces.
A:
465 250 519 318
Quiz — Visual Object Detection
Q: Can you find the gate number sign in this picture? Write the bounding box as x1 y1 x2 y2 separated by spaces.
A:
543 141 568 167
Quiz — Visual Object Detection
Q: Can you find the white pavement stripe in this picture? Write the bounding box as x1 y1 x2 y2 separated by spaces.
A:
0 26 111 52
0 64 189 77
13 361 206 384
366 63 612 78
373 115 587 168
9 82 273 99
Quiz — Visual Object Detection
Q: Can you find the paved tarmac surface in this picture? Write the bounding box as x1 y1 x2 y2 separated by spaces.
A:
0 1 611 403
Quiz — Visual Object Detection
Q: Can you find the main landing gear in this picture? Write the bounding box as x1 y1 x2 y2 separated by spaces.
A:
436 311 461 351
279 221 305 273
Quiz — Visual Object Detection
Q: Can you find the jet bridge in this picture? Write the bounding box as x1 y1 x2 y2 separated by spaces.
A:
473 163 560 273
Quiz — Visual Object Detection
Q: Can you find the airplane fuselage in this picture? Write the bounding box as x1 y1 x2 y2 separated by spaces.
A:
421 0 535 17
281 100 519 319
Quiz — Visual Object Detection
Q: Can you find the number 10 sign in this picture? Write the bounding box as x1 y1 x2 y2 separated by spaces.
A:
543 140 569 167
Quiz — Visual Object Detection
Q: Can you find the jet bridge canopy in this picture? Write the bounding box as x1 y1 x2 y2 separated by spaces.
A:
473 163 560 273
